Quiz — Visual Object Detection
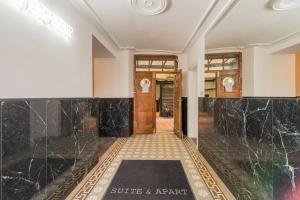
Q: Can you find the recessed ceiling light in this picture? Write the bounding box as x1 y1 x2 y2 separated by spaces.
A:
272 0 300 11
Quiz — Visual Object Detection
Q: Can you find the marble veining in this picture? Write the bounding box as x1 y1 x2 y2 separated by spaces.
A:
272 99 300 200
198 97 300 200
99 98 133 137
0 98 129 200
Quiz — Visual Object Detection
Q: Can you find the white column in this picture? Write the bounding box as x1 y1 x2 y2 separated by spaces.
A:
187 70 198 139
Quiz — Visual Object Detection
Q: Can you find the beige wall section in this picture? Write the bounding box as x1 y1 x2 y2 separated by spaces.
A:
242 47 255 96
254 48 295 97
296 53 300 97
242 47 295 97
93 50 134 98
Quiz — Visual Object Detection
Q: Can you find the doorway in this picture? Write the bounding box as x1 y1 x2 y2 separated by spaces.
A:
133 55 182 137
155 73 175 133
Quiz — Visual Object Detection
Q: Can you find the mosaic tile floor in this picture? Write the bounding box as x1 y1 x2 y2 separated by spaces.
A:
67 133 235 200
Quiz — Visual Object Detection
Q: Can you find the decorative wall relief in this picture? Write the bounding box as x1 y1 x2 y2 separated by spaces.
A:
222 77 235 92
140 78 151 93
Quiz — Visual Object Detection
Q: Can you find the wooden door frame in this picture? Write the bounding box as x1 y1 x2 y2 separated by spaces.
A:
155 71 178 134
205 52 243 98
134 71 156 134
173 69 183 138
133 70 182 135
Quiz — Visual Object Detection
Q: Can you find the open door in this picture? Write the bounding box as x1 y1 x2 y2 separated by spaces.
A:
173 70 183 138
134 72 156 134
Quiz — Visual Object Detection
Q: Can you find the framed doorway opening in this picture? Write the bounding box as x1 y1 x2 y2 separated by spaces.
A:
133 55 183 138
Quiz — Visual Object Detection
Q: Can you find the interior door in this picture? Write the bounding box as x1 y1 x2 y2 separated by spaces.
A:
173 70 183 138
217 70 241 98
134 72 156 134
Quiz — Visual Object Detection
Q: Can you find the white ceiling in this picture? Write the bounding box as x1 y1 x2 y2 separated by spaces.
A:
85 0 214 52
206 0 300 50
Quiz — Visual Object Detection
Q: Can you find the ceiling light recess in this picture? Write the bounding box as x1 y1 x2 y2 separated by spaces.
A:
272 0 300 11
129 0 168 16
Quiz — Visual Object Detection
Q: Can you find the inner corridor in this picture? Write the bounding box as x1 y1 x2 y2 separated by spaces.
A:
67 133 234 200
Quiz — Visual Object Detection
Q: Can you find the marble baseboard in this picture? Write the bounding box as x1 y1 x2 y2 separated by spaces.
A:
0 97 131 200
198 97 300 200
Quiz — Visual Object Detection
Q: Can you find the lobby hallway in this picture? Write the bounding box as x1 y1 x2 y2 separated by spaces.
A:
156 113 174 133
67 133 235 200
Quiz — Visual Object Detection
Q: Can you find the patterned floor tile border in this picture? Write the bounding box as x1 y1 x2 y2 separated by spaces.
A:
66 134 235 200
183 138 235 200
66 138 127 200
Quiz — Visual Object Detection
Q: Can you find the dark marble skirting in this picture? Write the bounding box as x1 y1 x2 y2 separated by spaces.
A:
198 97 300 200
0 98 132 200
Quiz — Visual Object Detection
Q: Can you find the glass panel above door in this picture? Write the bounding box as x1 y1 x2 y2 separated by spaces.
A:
135 55 178 72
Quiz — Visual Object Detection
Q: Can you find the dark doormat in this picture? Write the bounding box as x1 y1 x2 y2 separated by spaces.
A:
102 160 195 200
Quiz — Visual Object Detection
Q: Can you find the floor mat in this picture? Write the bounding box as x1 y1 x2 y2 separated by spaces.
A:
102 160 195 200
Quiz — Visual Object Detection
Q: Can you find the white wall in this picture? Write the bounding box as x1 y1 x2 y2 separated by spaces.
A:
181 35 206 139
0 0 118 98
197 40 206 98
184 35 205 96
242 47 255 96
94 50 134 98
178 54 188 97
243 47 295 97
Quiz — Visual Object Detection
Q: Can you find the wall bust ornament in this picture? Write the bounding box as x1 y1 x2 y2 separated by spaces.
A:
140 78 151 93
222 77 235 92
129 0 168 15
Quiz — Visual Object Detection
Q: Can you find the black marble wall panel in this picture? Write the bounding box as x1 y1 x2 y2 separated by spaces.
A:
88 99 101 117
0 101 2 197
60 100 73 137
0 97 129 200
272 99 300 200
198 97 300 200
1 100 47 200
45 99 101 199
99 98 133 137
71 99 89 134
182 97 188 136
